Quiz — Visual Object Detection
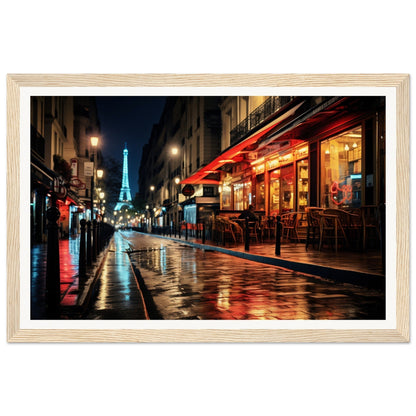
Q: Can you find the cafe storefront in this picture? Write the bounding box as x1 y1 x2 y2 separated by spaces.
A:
181 96 385 218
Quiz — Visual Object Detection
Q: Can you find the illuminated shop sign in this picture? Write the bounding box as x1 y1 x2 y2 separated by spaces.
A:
330 181 352 205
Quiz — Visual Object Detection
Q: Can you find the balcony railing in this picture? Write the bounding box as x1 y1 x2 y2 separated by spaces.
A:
230 96 292 145
31 126 45 159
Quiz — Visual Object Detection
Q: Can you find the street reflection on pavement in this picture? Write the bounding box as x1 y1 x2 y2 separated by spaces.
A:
122 231 385 321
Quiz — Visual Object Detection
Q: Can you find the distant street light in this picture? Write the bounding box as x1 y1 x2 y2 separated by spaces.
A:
97 169 104 179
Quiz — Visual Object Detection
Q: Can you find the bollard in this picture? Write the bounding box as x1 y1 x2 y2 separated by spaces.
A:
86 221 92 266
275 215 282 256
179 223 181 239
79 219 86 281
46 198 61 318
96 221 101 254
92 220 97 262
244 217 249 252
202 222 206 244
185 222 188 240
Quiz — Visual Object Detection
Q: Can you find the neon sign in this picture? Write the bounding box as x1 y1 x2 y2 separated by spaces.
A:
330 181 352 205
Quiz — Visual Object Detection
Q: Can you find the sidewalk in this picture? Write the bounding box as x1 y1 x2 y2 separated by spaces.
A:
142 232 385 290
31 236 80 319
31 233 148 319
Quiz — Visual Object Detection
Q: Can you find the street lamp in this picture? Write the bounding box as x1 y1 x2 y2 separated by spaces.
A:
90 136 99 220
170 146 183 227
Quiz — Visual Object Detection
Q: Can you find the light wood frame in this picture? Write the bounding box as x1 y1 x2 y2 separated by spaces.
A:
7 74 409 342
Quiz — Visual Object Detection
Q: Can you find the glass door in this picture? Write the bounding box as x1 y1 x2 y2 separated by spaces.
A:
297 159 309 212
269 169 280 216
280 165 294 213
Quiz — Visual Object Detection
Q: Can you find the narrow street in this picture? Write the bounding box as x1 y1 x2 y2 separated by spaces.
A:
98 230 386 320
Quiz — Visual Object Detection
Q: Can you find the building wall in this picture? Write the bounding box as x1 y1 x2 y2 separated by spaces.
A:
30 96 101 242
138 96 222 227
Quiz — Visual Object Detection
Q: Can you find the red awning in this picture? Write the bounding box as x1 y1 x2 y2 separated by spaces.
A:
181 100 305 185
181 96 357 185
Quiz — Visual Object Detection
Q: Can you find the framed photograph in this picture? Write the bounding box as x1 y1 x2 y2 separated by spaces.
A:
7 74 409 342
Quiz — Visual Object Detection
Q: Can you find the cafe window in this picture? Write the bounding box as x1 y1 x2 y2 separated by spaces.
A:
255 174 265 210
280 165 294 213
234 180 252 210
297 159 309 212
269 169 280 216
320 126 362 208
221 184 232 209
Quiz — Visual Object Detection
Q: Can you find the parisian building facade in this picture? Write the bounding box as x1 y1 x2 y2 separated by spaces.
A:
139 95 385 237
30 96 101 244
138 96 222 230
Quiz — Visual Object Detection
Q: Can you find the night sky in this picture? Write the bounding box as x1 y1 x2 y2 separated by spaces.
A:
95 96 166 197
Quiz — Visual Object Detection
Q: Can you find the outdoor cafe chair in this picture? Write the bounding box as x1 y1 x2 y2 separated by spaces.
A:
229 220 244 243
294 211 308 243
281 212 298 242
318 210 349 252
260 216 275 241
361 205 381 249
305 207 323 250
216 217 237 246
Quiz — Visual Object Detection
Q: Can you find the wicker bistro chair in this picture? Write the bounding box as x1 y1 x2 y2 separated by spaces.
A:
281 212 298 242
294 211 308 243
361 205 381 249
261 216 276 241
216 217 237 246
318 209 350 252
325 208 363 250
247 220 259 243
230 220 244 243
305 207 323 250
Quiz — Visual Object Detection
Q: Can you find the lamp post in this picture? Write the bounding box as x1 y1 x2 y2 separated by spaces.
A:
149 185 155 229
171 145 183 229
90 136 99 221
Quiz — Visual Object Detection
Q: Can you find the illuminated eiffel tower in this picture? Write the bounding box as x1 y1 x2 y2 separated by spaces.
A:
114 143 134 211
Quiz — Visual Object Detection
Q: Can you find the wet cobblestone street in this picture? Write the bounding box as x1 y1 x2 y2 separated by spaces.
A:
122 231 385 320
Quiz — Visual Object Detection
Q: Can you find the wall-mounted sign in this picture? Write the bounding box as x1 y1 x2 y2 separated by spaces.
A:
182 184 195 197
84 161 93 177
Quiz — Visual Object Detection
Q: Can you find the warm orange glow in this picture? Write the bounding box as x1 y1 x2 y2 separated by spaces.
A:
250 157 265 166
